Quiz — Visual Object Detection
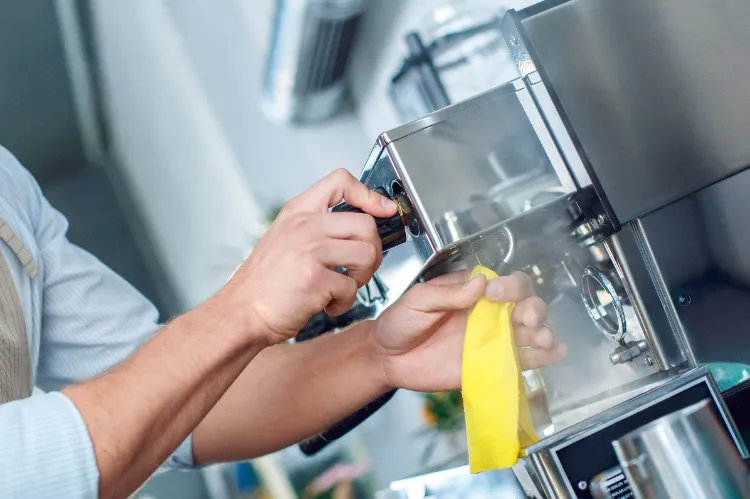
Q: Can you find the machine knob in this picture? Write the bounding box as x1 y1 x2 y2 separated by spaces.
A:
609 340 649 365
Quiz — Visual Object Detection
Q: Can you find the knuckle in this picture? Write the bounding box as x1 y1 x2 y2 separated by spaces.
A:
346 276 359 295
524 297 548 323
362 213 378 233
512 270 532 287
290 213 311 230
404 282 428 302
362 242 378 265
510 271 532 293
301 263 321 287
331 168 353 183
280 199 300 216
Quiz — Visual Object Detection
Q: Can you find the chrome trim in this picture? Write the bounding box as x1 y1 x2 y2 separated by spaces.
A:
381 81 520 144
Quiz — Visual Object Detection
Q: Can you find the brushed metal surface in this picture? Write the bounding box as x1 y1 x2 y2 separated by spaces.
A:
520 0 750 223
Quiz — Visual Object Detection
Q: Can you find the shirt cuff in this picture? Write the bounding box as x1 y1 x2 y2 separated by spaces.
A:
158 433 198 472
0 392 99 499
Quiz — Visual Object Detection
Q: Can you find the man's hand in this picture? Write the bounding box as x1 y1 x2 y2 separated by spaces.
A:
371 271 568 393
223 169 397 346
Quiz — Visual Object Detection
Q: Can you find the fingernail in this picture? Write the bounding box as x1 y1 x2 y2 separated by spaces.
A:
381 196 397 211
463 275 486 291
464 276 478 288
486 279 504 299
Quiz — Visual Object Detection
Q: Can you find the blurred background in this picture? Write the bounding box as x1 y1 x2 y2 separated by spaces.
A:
0 0 534 497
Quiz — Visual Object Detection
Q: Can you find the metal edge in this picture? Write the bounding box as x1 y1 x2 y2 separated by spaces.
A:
513 79 578 193
358 139 388 185
500 7 621 231
706 371 750 458
529 451 575 498
380 81 520 144
630 219 697 367
383 142 440 251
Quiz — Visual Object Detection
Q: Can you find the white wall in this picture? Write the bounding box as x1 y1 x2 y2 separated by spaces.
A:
91 0 369 308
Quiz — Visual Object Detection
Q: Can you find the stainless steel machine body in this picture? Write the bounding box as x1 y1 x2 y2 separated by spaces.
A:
344 0 750 497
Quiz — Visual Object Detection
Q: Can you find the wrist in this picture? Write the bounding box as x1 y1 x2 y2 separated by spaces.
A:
360 320 395 392
196 286 271 350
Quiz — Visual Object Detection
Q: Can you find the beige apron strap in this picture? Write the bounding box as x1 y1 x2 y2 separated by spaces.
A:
0 218 33 404
0 218 37 278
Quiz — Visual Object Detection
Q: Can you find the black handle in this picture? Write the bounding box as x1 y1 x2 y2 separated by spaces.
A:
331 202 406 252
299 389 398 456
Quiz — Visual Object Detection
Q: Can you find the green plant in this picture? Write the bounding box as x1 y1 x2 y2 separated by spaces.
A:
416 391 466 466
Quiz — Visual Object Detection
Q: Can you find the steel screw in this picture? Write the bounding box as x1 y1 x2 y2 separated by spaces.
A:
644 355 654 367
578 481 588 491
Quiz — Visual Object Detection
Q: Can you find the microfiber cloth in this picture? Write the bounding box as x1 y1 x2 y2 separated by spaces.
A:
462 265 538 474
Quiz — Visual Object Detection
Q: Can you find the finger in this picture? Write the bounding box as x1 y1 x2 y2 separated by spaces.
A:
514 325 555 349
485 271 533 302
518 343 568 371
317 239 380 288
322 212 382 249
511 296 548 328
323 271 359 317
403 274 487 313
426 270 472 287
295 169 398 216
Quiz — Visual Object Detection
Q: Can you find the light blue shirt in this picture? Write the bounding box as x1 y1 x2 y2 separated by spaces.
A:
0 147 194 498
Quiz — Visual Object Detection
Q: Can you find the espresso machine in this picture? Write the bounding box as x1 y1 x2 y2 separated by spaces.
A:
300 0 750 496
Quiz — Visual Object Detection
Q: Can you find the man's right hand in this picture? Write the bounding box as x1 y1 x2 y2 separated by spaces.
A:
224 169 398 346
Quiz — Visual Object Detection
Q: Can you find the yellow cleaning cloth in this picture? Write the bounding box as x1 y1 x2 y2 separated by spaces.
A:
463 265 538 474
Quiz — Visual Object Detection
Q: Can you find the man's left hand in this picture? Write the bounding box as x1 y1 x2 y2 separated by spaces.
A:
370 271 568 393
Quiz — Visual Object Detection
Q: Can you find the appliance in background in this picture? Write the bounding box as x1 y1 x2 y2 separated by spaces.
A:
0 1 86 181
262 0 372 124
389 2 517 124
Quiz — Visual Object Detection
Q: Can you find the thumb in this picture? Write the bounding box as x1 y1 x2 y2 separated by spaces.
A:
405 274 487 313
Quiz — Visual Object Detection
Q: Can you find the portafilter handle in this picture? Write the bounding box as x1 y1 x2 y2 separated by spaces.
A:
299 390 397 456
331 187 411 252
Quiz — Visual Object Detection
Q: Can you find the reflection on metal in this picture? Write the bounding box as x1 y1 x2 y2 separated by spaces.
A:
614 400 750 499
436 211 463 245
524 186 568 212
580 266 627 343
389 4 513 123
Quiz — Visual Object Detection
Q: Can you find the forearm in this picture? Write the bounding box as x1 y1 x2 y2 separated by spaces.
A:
193 320 390 464
63 293 267 499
